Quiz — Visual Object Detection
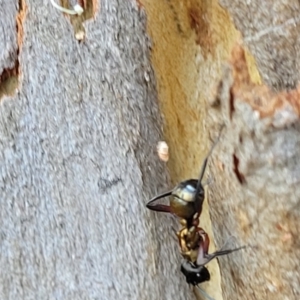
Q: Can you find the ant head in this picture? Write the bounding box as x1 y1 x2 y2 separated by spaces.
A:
146 127 223 219
146 178 204 220
181 260 210 286
170 179 204 219
172 179 200 202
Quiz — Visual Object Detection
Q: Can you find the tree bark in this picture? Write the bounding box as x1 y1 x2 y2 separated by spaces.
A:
141 1 300 299
220 0 300 91
0 1 194 299
3 0 300 299
208 46 300 300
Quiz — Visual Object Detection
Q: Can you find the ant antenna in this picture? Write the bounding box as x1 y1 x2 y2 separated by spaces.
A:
194 125 225 208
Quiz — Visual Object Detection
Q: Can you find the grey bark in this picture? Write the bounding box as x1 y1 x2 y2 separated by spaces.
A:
0 1 194 299
207 47 300 300
220 0 300 91
0 1 18 71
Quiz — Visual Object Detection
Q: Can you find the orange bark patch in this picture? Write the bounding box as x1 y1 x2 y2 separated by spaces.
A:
188 2 214 57
229 45 300 121
0 0 26 98
16 0 27 51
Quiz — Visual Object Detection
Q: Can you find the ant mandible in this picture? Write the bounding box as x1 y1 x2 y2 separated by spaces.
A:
146 129 245 287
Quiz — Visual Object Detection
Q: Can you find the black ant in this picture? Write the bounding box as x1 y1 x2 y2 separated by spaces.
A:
146 130 245 290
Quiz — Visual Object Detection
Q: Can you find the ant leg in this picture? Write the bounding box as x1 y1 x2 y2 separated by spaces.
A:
197 232 245 266
196 286 215 300
196 229 210 265
203 245 246 265
215 235 246 255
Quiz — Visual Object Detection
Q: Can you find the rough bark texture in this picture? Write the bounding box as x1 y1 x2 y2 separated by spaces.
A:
0 1 195 299
220 0 300 90
0 1 18 71
141 1 300 299
139 1 260 299
207 46 300 300
2 0 300 299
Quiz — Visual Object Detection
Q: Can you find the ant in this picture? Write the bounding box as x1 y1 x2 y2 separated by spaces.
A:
146 130 245 290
